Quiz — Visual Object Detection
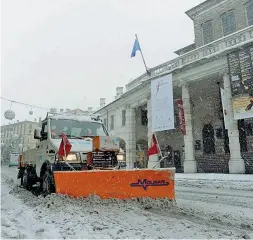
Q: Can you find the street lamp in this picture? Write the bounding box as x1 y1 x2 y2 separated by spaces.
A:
4 109 15 120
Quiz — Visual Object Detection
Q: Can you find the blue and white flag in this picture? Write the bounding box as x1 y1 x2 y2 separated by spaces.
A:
131 38 141 58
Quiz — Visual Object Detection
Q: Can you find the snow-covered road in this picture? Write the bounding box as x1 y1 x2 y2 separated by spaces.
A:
1 176 62 239
1 166 253 239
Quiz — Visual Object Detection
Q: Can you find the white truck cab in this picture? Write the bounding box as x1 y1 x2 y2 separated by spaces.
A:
18 111 126 194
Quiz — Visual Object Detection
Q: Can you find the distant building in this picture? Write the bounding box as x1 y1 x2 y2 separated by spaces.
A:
1 120 39 151
0 109 96 152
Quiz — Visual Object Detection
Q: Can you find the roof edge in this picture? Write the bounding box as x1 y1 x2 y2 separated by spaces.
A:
185 0 224 19
174 43 196 55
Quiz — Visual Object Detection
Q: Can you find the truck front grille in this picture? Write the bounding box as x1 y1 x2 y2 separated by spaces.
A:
92 151 118 168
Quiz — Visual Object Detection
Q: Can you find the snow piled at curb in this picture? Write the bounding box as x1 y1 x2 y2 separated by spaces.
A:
176 173 253 191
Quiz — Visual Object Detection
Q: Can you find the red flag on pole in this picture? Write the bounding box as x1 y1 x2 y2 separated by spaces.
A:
58 133 72 158
148 134 159 157
177 99 186 136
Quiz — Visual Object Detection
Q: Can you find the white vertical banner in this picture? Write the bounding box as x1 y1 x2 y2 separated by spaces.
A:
220 87 230 130
151 74 174 132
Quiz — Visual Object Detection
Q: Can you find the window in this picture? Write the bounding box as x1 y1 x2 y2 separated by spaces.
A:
103 118 107 129
221 10 236 36
110 115 114 130
122 110 126 126
41 122 48 140
246 0 253 26
50 119 108 138
42 122 48 133
29 124 32 129
202 20 213 45
174 112 179 128
141 109 148 126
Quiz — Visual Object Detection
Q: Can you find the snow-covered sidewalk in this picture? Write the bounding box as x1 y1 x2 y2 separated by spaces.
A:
1 166 253 239
176 173 253 191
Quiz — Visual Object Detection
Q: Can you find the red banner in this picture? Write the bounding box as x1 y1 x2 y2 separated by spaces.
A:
177 99 186 136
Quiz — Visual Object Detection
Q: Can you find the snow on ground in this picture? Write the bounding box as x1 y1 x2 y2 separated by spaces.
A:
1 176 62 239
1 166 253 239
176 173 253 191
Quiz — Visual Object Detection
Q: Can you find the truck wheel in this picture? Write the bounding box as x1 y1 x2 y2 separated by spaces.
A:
42 170 55 196
23 168 33 190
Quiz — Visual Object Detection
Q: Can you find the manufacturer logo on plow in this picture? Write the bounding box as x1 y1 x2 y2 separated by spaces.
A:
130 179 169 191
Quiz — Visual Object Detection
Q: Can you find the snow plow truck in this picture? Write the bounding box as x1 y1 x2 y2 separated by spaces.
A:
17 111 175 200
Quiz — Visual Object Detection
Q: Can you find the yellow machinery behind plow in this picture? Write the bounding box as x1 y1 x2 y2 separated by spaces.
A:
17 111 175 201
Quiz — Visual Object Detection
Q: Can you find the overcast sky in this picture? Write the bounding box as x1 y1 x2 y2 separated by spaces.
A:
1 0 205 125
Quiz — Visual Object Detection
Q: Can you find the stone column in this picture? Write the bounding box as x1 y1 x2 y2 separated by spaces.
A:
125 106 136 169
182 84 197 173
223 72 245 174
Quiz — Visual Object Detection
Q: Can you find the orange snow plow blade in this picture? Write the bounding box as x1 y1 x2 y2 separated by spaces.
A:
53 168 175 200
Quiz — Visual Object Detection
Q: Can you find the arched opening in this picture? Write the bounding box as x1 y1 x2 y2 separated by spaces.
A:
119 138 126 152
173 150 182 172
238 119 248 152
161 145 174 168
202 124 215 154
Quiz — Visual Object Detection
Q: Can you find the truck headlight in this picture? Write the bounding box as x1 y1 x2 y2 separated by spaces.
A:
66 153 77 161
117 154 125 161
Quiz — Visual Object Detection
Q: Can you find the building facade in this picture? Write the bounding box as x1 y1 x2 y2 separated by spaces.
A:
96 0 253 174
1 120 39 151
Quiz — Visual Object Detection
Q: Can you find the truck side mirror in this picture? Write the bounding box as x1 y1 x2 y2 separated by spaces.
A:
34 127 42 139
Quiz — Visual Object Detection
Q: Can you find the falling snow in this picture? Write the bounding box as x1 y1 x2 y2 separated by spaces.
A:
1 166 253 239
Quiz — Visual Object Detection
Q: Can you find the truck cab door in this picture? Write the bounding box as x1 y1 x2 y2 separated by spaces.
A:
36 121 49 176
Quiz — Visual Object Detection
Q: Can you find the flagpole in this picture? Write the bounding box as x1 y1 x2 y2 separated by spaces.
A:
152 133 166 169
135 34 150 76
63 136 67 161
153 132 163 158
61 134 76 171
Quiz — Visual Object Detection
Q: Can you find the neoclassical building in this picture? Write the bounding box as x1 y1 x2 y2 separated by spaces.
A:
96 0 253 174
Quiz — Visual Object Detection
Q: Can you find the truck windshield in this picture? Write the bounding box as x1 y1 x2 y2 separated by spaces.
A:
50 119 108 138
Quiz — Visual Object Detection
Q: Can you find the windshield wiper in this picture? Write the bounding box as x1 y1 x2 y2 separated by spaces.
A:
69 136 84 139
58 134 72 138
57 135 94 139
57 134 82 139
